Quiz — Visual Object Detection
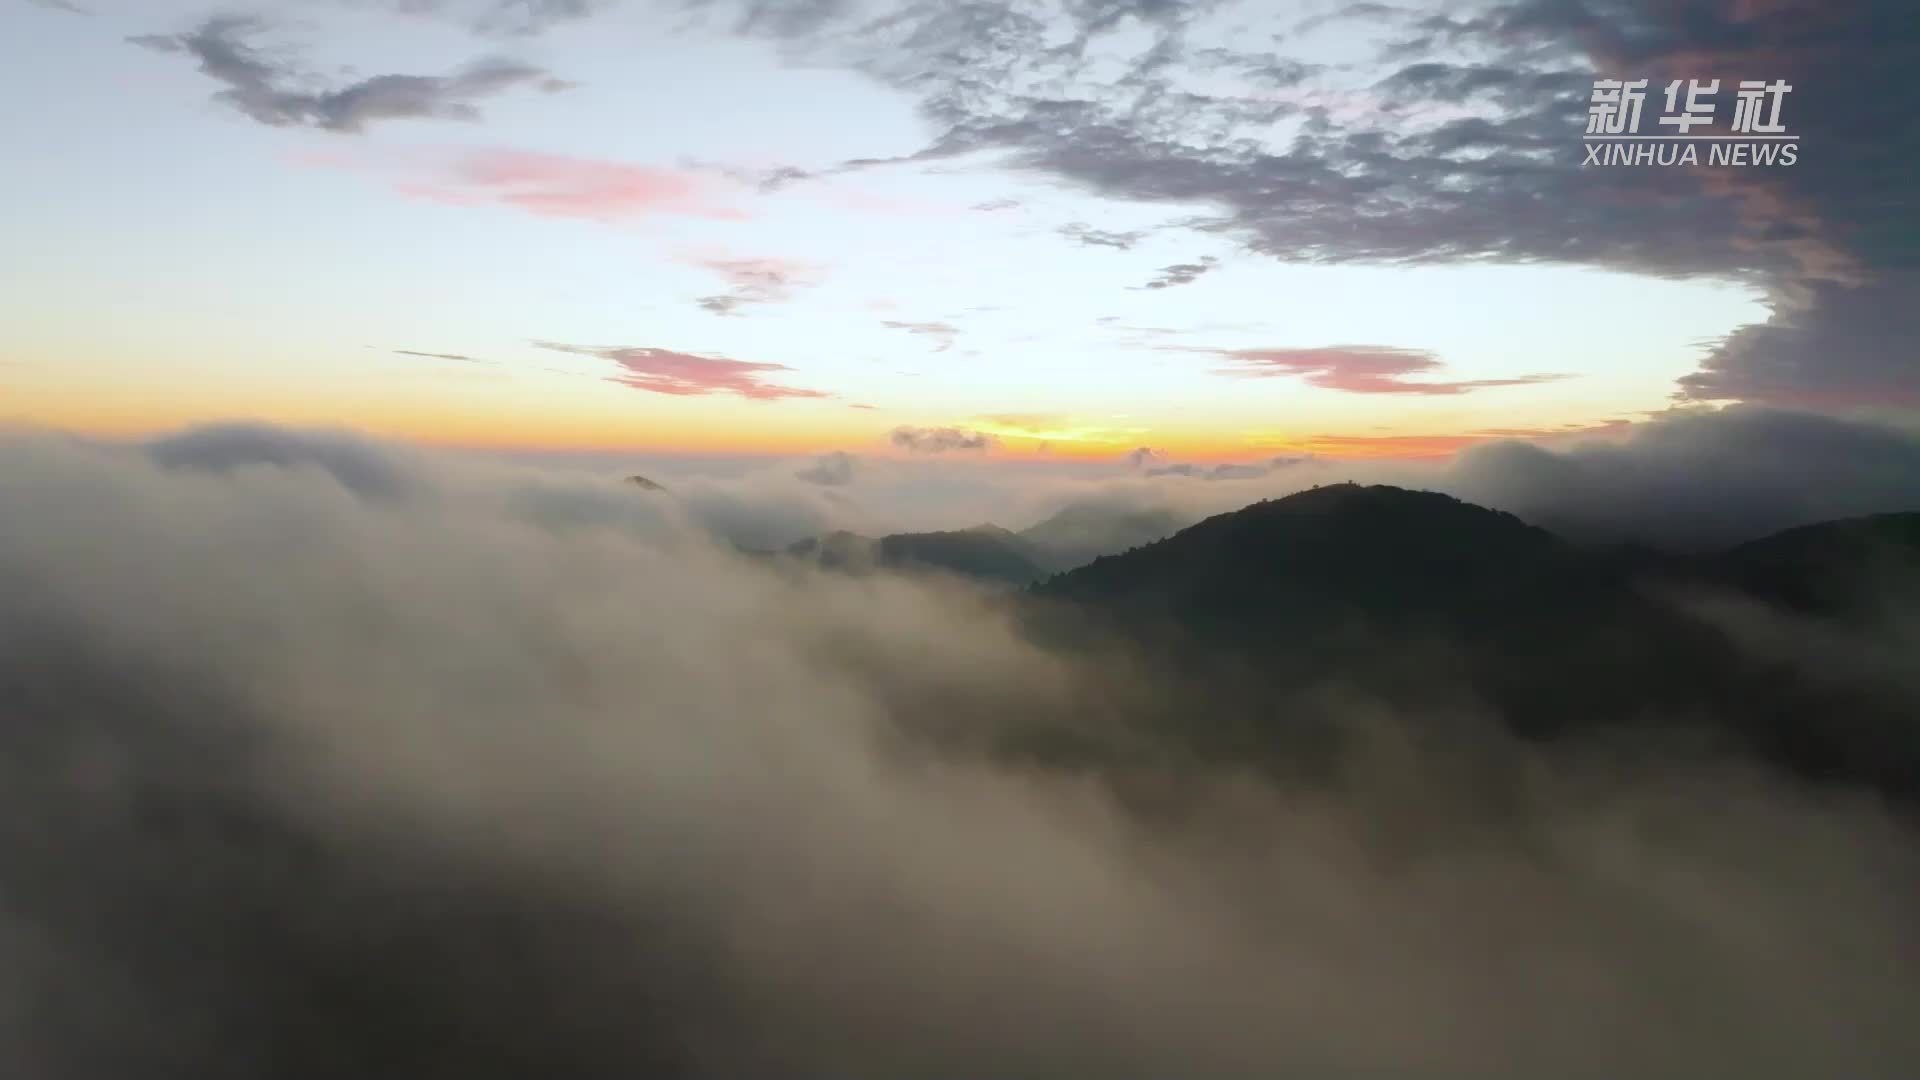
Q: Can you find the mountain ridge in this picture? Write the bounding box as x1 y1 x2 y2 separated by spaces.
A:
1023 483 1920 796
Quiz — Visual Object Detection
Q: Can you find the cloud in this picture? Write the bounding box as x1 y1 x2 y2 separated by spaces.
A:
694 256 817 316
880 319 959 353
1296 432 1516 459
343 0 616 36
1 423 1918 1076
704 0 1919 416
705 1 1757 278
686 406 1920 556
129 15 562 133
1146 458 1312 481
1123 443 1313 480
1140 256 1218 290
395 348 486 363
1679 278 1920 409
1201 345 1567 395
145 421 423 499
976 413 1072 434
889 426 996 453
472 0 613 35
1521 0 1920 410
26 0 90 14
1447 406 1920 549
1058 222 1147 250
795 450 857 486
536 341 828 400
392 149 748 222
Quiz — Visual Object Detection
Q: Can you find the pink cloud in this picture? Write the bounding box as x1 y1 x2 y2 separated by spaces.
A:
303 148 749 223
537 342 827 401
1197 345 1566 395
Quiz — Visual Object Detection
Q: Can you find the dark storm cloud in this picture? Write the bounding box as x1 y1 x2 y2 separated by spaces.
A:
129 14 562 133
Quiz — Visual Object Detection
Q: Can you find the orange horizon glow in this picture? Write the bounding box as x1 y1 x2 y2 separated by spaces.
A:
6 352 1651 465
3 399 1624 464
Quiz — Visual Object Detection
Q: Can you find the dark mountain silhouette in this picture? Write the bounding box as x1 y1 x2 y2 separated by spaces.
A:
756 504 1189 584
778 507 1186 586
1713 512 1920 619
624 474 666 492
1029 484 1920 795
786 524 1046 586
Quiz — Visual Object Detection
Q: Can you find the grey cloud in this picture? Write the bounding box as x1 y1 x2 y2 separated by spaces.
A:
130 15 560 133
1447 406 1920 550
26 0 91 13
1679 277 1920 409
732 0 856 38
476 0 611 35
339 0 615 36
795 450 857 486
711 1 1753 276
1146 457 1308 481
696 295 749 315
890 425 996 453
1140 255 1217 289
708 0 1919 413
1058 222 1147 250
682 160 817 192
146 421 422 500
695 257 815 317
880 319 959 352
395 348 487 363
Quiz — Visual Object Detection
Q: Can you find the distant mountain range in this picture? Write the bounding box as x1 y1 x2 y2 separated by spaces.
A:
632 474 1919 793
785 524 1050 586
777 505 1193 585
1023 483 1920 797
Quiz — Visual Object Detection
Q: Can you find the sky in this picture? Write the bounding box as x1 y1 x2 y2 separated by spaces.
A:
1 0 1912 463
